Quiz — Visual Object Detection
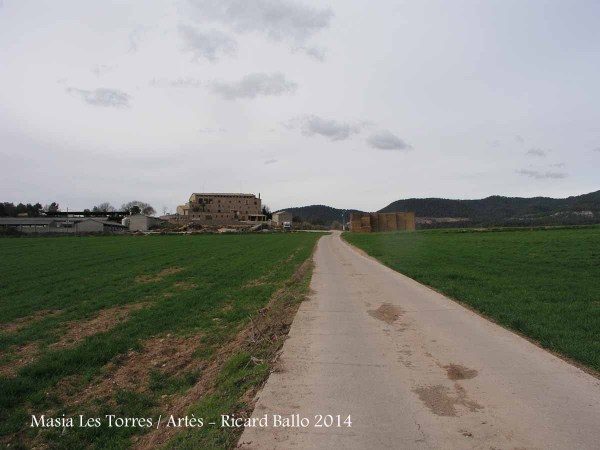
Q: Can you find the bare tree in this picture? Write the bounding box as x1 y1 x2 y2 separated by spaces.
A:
121 201 155 216
43 202 60 214
261 205 272 219
92 202 115 213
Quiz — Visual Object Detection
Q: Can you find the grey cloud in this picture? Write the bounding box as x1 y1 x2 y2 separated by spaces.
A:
516 169 567 179
66 87 131 108
210 73 297 99
367 130 412 150
179 24 237 62
526 147 548 157
594 147 600 152
515 135 524 144
293 45 326 61
186 0 333 44
264 159 278 165
549 162 566 168
128 25 150 53
92 65 116 77
151 77 203 88
198 127 226 133
289 115 363 141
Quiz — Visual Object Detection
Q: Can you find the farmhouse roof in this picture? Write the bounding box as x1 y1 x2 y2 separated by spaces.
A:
0 217 126 227
83 218 127 227
0 217 57 225
190 193 257 197
129 213 163 219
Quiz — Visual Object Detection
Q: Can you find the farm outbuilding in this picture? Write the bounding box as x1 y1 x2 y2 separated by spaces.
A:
128 214 163 232
74 219 127 233
272 211 293 226
0 217 127 234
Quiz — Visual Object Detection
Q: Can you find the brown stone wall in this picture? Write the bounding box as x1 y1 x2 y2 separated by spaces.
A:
183 193 263 225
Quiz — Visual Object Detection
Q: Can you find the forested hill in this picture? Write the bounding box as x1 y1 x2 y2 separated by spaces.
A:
379 190 600 226
281 190 600 227
278 205 363 226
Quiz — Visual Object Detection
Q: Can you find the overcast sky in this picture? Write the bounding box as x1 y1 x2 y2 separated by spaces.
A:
1 0 599 213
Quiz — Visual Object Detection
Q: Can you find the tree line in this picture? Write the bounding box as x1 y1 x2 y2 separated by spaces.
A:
0 201 155 217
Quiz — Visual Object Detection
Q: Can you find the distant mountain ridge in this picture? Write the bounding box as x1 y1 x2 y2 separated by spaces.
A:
280 190 600 228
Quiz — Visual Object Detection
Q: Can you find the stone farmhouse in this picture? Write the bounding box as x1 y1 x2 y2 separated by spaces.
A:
176 193 266 225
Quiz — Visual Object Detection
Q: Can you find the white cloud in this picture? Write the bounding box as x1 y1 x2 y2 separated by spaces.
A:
367 130 412 150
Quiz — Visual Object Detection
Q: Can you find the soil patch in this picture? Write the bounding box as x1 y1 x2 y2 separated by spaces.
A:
50 303 147 350
136 267 183 284
243 279 269 288
0 341 41 376
0 310 62 334
444 363 478 380
173 281 198 290
58 333 205 408
284 248 301 263
413 383 483 416
0 305 144 377
288 258 312 284
368 303 403 324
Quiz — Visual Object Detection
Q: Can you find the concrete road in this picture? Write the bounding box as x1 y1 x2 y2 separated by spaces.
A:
238 232 600 450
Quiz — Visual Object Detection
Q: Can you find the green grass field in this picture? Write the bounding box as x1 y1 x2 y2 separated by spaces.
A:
343 227 600 373
0 233 323 449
